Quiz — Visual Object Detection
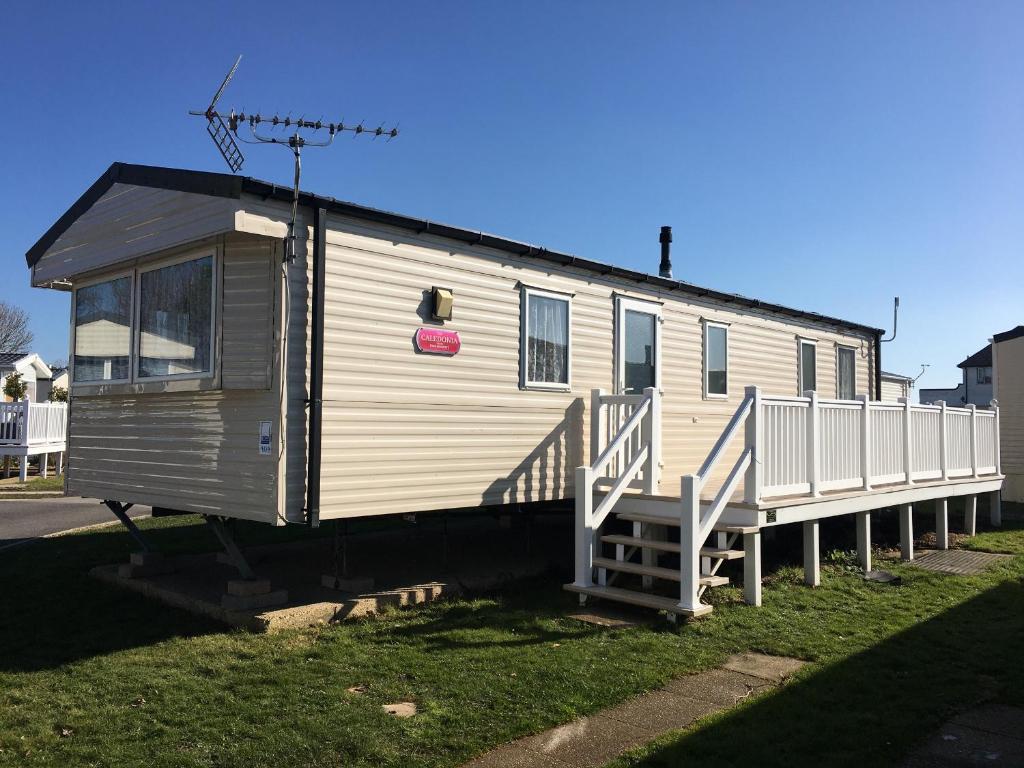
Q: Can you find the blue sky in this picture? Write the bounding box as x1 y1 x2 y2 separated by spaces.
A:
2 1 1021 391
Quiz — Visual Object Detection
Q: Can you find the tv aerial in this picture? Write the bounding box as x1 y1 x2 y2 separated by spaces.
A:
190 55 399 261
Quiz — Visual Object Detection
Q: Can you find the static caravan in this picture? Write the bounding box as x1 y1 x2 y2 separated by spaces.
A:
879 371 914 402
27 163 1004 617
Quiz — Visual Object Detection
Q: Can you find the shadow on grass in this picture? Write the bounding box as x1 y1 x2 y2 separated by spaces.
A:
0 516 332 673
621 577 1024 768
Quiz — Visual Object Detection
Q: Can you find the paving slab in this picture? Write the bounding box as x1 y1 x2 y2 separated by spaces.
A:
460 653 805 768
721 652 808 682
902 705 1024 767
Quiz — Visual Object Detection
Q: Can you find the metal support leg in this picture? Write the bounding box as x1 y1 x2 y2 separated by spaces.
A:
104 500 148 553
965 495 977 536
18 457 27 482
40 453 48 479
856 512 871 572
743 531 762 606
991 491 1002 527
205 516 256 580
900 504 914 561
935 498 949 550
803 520 820 587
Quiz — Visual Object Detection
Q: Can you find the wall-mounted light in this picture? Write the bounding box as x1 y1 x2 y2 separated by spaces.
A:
432 286 454 321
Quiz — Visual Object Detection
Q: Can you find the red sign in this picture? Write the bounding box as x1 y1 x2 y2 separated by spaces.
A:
415 328 461 355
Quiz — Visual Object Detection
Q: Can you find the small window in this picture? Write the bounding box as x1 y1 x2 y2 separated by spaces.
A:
837 346 856 400
799 338 817 394
73 276 132 382
976 366 992 385
137 255 215 379
703 321 728 397
521 288 570 389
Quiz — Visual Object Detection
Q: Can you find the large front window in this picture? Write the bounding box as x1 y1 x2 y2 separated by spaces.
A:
521 288 571 389
138 256 214 378
73 276 132 382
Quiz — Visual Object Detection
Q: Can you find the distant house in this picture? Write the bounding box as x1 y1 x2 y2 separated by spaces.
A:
920 342 993 407
993 325 1024 503
879 371 914 401
0 353 54 402
49 366 69 393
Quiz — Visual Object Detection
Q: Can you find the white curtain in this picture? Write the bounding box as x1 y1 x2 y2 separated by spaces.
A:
528 296 568 384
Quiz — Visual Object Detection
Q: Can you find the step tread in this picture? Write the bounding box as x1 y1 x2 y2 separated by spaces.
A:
601 534 680 553
594 557 729 587
563 583 713 617
616 512 759 534
699 547 745 560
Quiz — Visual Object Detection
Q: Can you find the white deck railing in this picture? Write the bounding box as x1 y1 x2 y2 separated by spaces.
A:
0 399 68 447
573 387 660 589
759 394 1001 500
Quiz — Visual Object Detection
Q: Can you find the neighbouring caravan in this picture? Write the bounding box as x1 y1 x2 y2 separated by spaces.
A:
880 371 914 401
27 163 1003 617
993 326 1024 502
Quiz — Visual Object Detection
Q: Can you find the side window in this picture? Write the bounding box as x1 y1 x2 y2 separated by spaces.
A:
137 255 215 379
703 321 728 398
799 338 817 394
73 276 132 383
521 288 571 389
837 346 856 400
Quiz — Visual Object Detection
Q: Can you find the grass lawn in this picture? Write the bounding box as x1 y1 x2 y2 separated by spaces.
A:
1 509 1022 767
0 475 64 494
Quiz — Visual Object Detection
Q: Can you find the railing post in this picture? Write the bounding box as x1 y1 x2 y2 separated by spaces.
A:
900 397 914 484
968 404 978 478
573 466 595 589
642 387 660 495
992 400 1001 476
805 390 821 496
857 394 872 490
743 385 762 504
938 401 949 481
590 389 605 467
20 397 30 447
679 474 701 613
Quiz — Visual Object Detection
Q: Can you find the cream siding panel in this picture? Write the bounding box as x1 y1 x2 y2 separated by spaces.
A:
32 184 238 285
880 377 909 401
315 220 875 519
995 336 1024 502
221 237 274 390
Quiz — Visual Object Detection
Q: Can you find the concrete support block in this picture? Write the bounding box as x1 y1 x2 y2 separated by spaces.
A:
321 574 376 594
803 520 820 587
935 499 949 550
900 504 914 561
991 491 1002 527
227 578 271 597
743 531 762 606
965 495 977 536
119 552 175 578
856 512 871 572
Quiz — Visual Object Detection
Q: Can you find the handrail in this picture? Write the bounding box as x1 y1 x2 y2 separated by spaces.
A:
573 386 660 589
695 394 753 485
698 446 752 542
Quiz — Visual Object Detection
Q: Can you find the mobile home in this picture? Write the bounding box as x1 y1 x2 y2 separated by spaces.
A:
27 163 1004 616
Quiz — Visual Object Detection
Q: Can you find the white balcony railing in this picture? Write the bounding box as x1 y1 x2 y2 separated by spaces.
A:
758 394 1000 500
0 398 68 447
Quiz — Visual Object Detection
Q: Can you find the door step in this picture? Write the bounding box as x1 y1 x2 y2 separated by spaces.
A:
616 512 759 534
594 557 729 586
564 583 713 618
601 534 680 553
700 547 745 560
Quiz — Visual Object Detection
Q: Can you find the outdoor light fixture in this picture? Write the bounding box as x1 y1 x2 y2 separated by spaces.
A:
432 287 454 321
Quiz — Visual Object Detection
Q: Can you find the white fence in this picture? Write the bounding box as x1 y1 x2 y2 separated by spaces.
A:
759 393 1000 500
0 399 68 447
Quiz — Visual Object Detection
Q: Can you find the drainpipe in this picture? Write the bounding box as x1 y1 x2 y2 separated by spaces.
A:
305 206 327 527
873 330 882 401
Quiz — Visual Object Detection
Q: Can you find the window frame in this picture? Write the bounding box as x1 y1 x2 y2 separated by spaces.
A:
976 366 991 385
798 337 817 395
836 344 857 401
702 319 729 400
519 285 573 392
70 269 135 386
133 250 219 384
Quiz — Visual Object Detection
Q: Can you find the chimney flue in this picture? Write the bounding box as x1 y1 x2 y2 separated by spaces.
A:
659 225 673 278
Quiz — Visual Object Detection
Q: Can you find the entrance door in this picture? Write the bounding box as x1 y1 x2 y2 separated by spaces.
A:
615 297 661 394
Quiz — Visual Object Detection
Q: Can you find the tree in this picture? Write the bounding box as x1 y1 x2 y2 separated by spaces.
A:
0 302 34 353
48 385 68 403
3 372 27 401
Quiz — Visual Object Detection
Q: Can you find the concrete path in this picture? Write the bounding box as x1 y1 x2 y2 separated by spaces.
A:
903 705 1024 767
462 652 806 768
0 497 149 552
